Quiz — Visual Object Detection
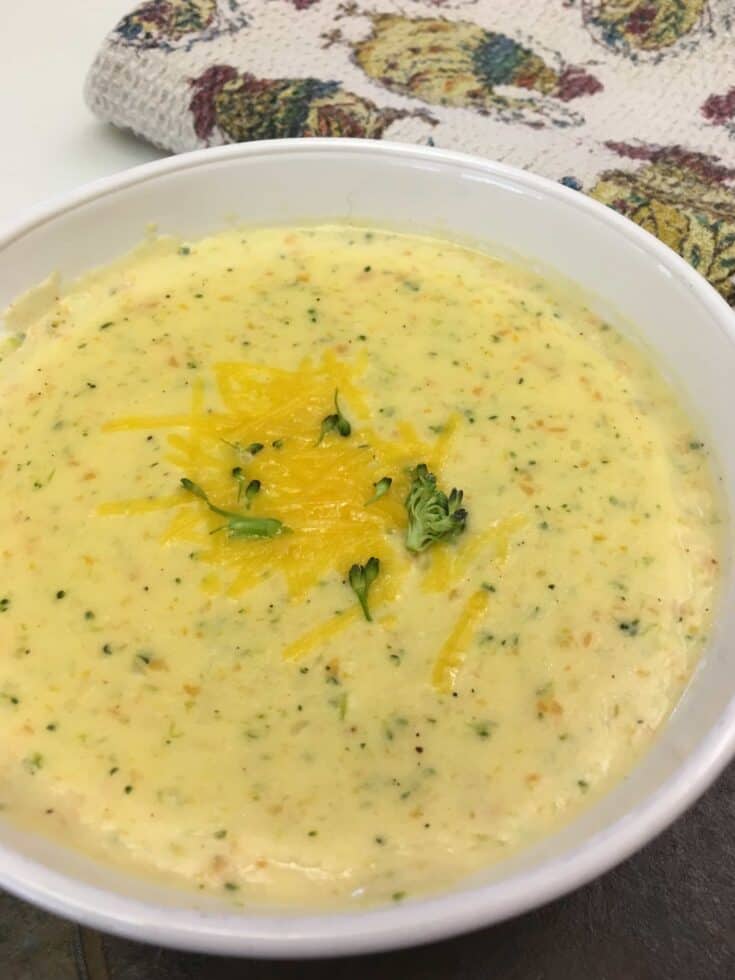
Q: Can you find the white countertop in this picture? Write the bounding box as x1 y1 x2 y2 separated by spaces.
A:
2 0 165 228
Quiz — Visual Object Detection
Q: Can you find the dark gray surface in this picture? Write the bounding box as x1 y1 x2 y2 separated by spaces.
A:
3 762 734 980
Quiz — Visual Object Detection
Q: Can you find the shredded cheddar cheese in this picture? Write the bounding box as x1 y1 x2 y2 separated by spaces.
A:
282 607 360 662
101 351 495 685
432 590 491 694
103 352 438 595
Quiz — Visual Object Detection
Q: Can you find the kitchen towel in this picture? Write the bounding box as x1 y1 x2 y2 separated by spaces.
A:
86 0 735 305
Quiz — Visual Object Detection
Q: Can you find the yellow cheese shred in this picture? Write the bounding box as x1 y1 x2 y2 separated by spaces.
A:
282 608 360 662
97 495 183 516
432 590 491 694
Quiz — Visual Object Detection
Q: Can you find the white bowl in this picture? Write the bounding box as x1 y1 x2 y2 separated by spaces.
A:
1 139 734 958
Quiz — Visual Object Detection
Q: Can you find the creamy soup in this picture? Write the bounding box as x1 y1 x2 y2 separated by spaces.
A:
0 226 720 908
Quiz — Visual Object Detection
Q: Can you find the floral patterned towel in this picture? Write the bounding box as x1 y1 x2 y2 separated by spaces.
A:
85 0 735 305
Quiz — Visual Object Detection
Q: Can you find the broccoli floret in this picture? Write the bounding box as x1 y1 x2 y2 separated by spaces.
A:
404 464 467 553
180 477 285 539
348 557 380 621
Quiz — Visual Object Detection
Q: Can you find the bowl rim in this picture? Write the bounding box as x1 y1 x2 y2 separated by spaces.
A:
1 137 734 959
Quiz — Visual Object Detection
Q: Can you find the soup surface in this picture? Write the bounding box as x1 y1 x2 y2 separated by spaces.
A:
0 226 720 908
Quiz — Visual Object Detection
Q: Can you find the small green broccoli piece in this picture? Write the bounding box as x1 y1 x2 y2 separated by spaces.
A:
318 390 352 444
348 557 380 621
404 464 467 553
180 478 286 539
365 476 392 505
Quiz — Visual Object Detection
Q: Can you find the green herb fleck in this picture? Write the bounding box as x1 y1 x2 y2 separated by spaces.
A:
365 476 392 505
23 753 43 774
392 891 406 902
33 469 55 490
470 720 495 739
180 478 286 539
0 598 9 613
618 619 640 636
214 829 228 839
404 464 467 553
332 691 348 720
348 557 380 622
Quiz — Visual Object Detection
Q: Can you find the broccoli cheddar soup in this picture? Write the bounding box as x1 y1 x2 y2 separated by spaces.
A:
0 225 720 908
